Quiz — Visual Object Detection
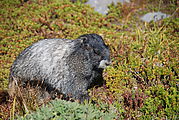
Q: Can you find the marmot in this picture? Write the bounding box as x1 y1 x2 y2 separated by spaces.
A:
8 34 110 101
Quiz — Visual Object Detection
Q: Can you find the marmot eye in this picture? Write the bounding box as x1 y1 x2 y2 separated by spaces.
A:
94 49 100 55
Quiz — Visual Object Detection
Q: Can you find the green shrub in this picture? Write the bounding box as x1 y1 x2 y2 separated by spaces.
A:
18 99 117 120
140 85 178 119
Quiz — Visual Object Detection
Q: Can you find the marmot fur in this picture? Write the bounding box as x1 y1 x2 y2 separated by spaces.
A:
9 34 110 101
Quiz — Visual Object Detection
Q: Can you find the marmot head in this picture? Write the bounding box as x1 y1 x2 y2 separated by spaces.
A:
78 34 110 69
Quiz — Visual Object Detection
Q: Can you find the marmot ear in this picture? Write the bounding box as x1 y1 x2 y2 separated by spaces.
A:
79 37 88 44
79 36 91 50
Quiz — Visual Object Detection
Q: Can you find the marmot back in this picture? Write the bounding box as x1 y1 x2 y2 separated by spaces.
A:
9 34 110 101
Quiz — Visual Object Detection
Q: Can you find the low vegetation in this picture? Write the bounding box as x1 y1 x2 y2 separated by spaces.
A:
18 99 117 120
0 0 178 119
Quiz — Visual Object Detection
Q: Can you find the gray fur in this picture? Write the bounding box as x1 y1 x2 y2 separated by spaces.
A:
9 34 110 101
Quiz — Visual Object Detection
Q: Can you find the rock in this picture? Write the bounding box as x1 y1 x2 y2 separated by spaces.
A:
85 0 130 15
140 12 170 22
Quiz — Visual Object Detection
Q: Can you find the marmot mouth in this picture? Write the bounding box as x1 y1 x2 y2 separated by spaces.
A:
98 60 111 69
